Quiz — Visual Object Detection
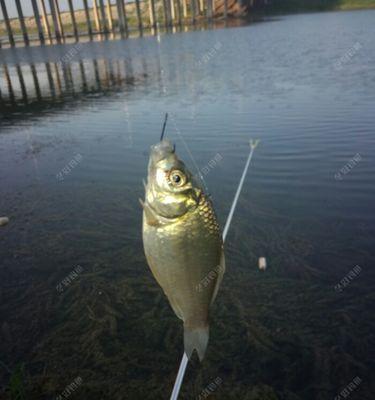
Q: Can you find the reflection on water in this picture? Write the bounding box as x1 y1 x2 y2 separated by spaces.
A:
1 10 375 400
0 56 140 109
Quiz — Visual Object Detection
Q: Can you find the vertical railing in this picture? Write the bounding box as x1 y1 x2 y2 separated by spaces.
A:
163 0 169 28
39 0 53 43
92 0 102 32
170 0 176 23
54 0 65 41
106 0 114 33
181 0 188 19
121 0 129 36
67 0 79 40
148 0 157 29
98 0 109 33
199 0 204 14
48 0 62 43
15 0 29 46
191 0 197 24
206 0 213 19
224 0 228 18
135 0 143 35
0 0 15 47
82 0 93 38
0 0 229 48
31 0 45 44
176 0 182 25
116 0 128 37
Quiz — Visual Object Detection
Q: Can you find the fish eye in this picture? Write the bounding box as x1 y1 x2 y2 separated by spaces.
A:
169 170 186 187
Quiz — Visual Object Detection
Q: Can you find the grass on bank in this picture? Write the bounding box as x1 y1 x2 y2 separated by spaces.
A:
338 0 375 9
266 0 375 12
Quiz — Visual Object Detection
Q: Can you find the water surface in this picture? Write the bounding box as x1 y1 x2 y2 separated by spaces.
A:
0 10 374 400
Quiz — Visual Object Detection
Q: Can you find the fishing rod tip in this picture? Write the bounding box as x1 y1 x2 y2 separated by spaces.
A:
160 113 169 141
250 139 260 149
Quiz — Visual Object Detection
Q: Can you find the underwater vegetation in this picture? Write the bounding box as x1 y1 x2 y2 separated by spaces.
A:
0 184 374 400
0 363 26 400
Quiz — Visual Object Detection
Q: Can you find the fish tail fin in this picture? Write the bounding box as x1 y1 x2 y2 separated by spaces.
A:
183 323 209 362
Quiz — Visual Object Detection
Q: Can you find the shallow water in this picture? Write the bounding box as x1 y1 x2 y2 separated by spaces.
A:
0 10 374 400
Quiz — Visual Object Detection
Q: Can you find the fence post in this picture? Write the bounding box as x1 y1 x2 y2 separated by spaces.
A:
135 0 143 35
175 0 182 25
39 0 52 43
206 0 213 19
0 0 15 47
15 0 29 46
98 0 109 33
48 0 62 43
31 0 45 44
162 0 169 27
116 0 126 35
121 0 129 36
170 0 176 23
182 0 187 19
82 0 93 37
67 0 79 40
106 0 115 33
54 0 65 40
92 0 102 32
148 0 156 29
191 0 197 23
199 0 204 14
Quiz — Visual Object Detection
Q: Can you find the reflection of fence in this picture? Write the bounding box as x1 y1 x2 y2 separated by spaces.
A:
0 55 142 108
0 0 228 48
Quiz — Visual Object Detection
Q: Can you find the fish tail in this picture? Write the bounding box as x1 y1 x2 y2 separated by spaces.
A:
183 323 209 362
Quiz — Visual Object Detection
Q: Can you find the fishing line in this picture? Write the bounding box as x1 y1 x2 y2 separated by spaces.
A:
155 37 209 196
170 114 211 196
170 139 259 400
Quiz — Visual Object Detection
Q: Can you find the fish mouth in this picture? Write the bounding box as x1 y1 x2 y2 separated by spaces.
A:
150 140 175 164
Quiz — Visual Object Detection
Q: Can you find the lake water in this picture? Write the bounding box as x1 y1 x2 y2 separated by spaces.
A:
0 9 374 400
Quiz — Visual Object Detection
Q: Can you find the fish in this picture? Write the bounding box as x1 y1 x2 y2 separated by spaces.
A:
141 139 225 361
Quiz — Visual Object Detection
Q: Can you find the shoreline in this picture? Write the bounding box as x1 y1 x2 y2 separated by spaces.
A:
259 0 375 15
0 2 374 43
258 5 375 18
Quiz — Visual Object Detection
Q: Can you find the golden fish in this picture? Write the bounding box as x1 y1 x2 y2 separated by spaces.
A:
141 140 225 361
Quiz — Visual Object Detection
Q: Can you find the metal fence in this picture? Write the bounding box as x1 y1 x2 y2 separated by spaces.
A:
0 0 225 47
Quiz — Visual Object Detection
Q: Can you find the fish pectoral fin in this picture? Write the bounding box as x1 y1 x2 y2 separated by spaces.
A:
142 201 161 227
210 247 225 307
